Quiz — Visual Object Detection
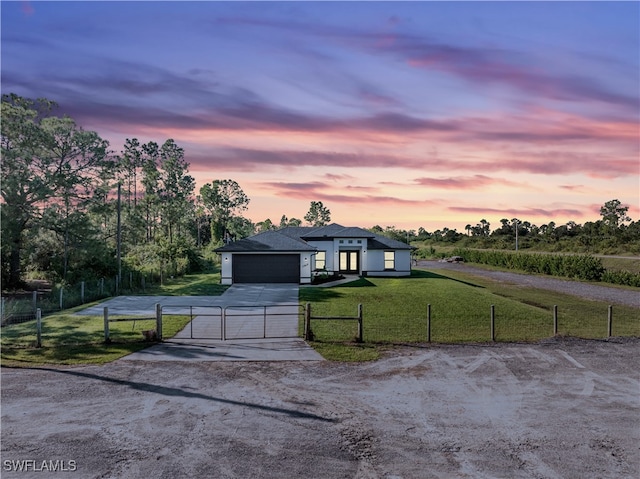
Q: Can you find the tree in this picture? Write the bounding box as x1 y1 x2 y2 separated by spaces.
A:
304 201 331 227
279 215 302 228
157 139 195 243
200 179 249 242
600 199 631 232
1 94 112 285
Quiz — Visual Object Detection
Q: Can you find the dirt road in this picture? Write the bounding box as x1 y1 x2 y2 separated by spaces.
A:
419 260 640 308
2 339 638 478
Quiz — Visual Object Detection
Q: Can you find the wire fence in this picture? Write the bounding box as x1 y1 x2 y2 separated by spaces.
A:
0 272 161 327
306 303 640 344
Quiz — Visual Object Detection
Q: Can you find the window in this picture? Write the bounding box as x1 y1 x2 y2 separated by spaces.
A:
384 251 395 270
315 251 326 270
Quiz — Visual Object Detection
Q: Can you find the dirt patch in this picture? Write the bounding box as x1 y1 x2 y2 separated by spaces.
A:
2 339 638 478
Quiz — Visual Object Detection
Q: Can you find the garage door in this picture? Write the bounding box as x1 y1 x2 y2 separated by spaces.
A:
233 254 300 283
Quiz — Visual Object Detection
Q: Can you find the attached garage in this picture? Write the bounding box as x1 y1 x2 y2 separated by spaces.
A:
232 254 300 283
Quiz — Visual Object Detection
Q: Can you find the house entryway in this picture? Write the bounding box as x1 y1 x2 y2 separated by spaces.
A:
339 250 359 274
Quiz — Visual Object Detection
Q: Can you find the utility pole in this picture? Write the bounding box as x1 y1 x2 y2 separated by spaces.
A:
514 219 519 251
117 182 122 286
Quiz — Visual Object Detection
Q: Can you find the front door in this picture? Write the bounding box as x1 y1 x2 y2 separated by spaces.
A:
339 251 359 274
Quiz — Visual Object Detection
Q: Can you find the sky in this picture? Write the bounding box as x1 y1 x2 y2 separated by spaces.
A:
2 0 639 232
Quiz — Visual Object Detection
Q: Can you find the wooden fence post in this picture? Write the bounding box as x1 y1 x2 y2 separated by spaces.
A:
490 305 495 342
81 281 85 304
156 303 162 340
59 287 64 310
607 305 613 338
304 303 311 340
553 305 558 336
103 307 110 343
427 304 431 343
36 308 42 348
32 291 37 313
357 303 363 343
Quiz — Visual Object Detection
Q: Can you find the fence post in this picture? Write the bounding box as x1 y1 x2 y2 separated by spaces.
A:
36 308 42 348
1 297 5 324
607 305 613 338
156 303 162 340
427 304 431 343
357 303 363 343
32 290 38 313
304 303 311 340
59 287 64 310
103 307 110 343
553 305 558 336
81 281 85 304
490 305 495 342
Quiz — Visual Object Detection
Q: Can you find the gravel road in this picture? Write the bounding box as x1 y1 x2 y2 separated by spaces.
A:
1 339 638 478
418 260 640 308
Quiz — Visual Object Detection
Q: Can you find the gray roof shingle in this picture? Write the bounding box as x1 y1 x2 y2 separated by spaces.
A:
215 230 315 252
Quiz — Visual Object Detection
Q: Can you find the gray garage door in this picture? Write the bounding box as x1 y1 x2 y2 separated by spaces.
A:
233 254 300 283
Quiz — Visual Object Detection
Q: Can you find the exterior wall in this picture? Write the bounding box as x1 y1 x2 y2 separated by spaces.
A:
220 253 233 285
299 252 312 284
365 249 412 276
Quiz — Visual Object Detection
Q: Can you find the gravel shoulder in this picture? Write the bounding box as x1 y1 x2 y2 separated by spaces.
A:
418 260 640 308
2 339 639 478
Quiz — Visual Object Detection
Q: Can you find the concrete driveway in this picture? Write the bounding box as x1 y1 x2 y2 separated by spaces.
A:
76 283 300 316
75 284 323 361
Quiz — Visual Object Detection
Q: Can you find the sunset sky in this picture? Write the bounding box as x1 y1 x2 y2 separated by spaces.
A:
3 1 639 232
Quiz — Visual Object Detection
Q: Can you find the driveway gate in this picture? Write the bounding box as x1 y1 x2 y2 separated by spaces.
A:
161 303 303 340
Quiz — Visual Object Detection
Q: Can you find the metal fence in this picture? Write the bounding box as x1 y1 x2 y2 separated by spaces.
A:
306 303 640 344
1 273 159 326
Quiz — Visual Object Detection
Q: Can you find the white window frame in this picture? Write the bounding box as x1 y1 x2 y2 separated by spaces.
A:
315 251 326 270
384 251 395 270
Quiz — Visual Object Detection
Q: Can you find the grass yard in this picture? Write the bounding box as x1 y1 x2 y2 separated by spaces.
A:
1 272 226 366
138 272 228 296
300 269 639 361
1 307 191 366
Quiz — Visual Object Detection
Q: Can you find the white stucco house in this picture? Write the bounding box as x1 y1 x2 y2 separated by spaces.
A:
215 223 414 284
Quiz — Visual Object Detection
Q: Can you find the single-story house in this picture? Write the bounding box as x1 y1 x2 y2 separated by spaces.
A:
216 223 414 284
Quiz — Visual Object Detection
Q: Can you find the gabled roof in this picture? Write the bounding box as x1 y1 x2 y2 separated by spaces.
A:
215 230 315 252
367 235 414 250
301 223 375 239
216 223 414 253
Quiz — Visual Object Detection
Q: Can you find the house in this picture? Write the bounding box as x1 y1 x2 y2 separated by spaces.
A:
216 223 414 284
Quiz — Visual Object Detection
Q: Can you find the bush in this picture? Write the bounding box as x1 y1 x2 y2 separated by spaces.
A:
601 270 640 287
454 249 606 281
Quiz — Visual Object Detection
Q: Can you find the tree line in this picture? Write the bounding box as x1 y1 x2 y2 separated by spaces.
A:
370 199 639 255
1 94 336 289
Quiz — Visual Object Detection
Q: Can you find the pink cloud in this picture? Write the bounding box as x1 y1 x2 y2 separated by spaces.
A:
262 181 439 207
449 206 586 219
413 175 523 189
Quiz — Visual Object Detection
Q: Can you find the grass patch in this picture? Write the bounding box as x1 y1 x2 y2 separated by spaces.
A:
300 269 639 360
141 272 227 296
1 312 191 366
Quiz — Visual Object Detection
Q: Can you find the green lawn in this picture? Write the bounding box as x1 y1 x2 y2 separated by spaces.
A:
300 269 639 360
136 272 228 296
